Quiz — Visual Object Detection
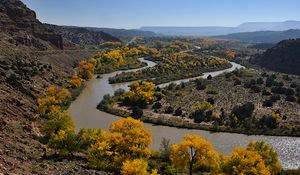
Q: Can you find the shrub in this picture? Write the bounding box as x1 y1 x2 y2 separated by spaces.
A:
195 79 206 90
259 114 280 129
205 110 213 121
193 110 205 123
180 82 186 89
152 102 162 109
131 106 143 119
206 98 215 105
266 77 274 87
285 88 295 96
231 102 255 120
114 88 126 96
290 82 298 88
165 106 174 114
47 130 79 156
154 91 164 101
243 82 252 88
251 85 261 93
286 95 297 102
206 89 218 95
234 79 242 86
270 95 281 102
167 83 176 90
207 74 213 80
262 89 271 96
256 78 264 84
250 79 256 85
174 107 183 116
263 100 273 107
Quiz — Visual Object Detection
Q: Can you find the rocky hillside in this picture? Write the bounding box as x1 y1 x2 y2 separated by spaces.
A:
0 0 110 174
45 24 121 48
0 0 64 51
252 39 300 75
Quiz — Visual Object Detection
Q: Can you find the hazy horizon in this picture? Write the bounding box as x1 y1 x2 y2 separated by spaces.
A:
20 0 300 29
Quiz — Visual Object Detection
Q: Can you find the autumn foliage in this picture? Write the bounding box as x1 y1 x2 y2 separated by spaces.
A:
76 60 95 80
170 134 219 175
88 117 153 172
121 81 156 108
221 148 271 175
69 75 84 88
36 85 71 117
121 159 159 175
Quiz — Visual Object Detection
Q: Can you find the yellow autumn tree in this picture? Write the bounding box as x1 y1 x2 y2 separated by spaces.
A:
77 128 102 150
109 117 152 157
88 117 152 171
70 75 85 88
47 129 78 156
99 41 123 49
247 141 282 175
221 148 271 175
121 159 159 175
77 60 95 80
41 111 75 138
123 81 155 108
36 86 71 117
170 134 220 175
121 159 148 175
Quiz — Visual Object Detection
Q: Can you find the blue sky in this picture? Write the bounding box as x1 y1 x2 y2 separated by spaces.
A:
21 0 300 29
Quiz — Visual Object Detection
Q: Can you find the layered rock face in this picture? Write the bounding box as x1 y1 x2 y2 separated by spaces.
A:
0 0 63 50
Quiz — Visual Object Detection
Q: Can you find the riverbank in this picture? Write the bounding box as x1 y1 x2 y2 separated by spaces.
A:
109 62 233 85
69 56 300 169
97 60 300 137
98 101 300 137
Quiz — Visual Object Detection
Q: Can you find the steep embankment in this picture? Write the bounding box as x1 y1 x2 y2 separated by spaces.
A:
252 39 300 75
0 0 63 51
45 24 121 49
0 0 113 174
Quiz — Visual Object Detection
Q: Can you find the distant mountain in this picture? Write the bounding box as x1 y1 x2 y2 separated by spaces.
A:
87 27 157 40
252 39 300 75
215 29 300 43
238 21 300 31
140 26 233 36
45 24 121 48
140 20 300 36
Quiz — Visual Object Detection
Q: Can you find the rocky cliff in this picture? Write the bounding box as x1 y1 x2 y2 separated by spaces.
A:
45 24 121 49
0 0 110 174
0 0 64 50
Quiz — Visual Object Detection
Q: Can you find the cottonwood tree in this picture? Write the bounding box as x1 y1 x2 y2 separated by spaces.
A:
88 117 152 171
221 148 271 175
121 159 159 175
170 134 219 175
247 141 282 175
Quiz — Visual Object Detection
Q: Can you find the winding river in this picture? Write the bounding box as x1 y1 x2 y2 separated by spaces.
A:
69 58 300 169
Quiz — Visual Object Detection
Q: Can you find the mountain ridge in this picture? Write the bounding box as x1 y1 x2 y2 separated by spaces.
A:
214 29 300 43
140 20 300 36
